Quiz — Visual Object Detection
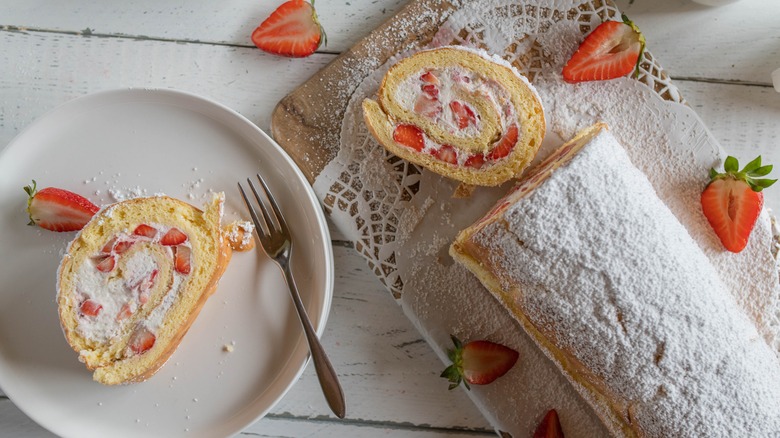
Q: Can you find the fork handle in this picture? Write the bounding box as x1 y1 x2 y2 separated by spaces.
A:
283 267 346 419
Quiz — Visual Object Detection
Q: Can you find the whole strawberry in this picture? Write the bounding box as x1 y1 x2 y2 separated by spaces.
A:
251 0 327 58
700 156 776 252
24 180 99 232
440 335 519 390
562 14 645 83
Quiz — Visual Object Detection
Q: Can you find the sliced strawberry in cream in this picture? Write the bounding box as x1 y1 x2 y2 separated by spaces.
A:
113 240 134 255
414 94 442 119
420 71 439 85
133 224 158 239
128 327 156 355
93 254 116 272
393 125 425 152
434 145 458 165
465 154 485 169
100 237 117 254
174 245 191 275
450 101 477 130
487 124 518 161
116 302 133 321
160 228 187 246
421 84 439 98
79 299 103 317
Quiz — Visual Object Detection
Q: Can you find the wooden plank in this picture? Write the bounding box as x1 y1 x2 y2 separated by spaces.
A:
0 0 411 55
0 29 332 145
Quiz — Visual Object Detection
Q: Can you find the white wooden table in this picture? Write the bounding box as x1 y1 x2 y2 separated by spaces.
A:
1 0 778 436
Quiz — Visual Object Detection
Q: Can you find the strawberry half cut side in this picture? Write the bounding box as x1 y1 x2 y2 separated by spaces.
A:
440 334 519 390
562 14 645 83
24 180 99 232
700 155 776 253
251 0 327 58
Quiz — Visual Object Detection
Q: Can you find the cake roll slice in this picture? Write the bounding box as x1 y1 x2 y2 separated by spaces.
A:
450 124 780 436
57 194 232 385
362 46 546 186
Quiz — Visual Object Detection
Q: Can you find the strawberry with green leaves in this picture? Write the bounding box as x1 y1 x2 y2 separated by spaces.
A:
700 155 776 253
440 335 519 390
25 180 99 232
251 0 327 58
562 14 645 83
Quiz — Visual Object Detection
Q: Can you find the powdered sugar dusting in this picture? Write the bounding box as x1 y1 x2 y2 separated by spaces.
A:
312 0 780 435
469 130 780 435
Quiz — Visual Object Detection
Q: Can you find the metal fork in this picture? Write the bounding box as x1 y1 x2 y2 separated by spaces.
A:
238 174 346 419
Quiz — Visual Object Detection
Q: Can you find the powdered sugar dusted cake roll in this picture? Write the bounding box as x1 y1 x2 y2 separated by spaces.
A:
362 46 545 186
450 124 780 436
57 194 232 385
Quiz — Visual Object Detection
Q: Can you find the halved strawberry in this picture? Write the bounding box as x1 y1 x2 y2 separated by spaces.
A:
128 327 156 355
251 0 327 58
133 224 158 239
79 299 103 317
701 155 776 253
562 14 645 83
160 228 187 246
487 124 519 161
440 335 519 390
113 240 134 255
450 101 476 130
533 409 565 438
174 245 191 275
93 254 116 273
433 145 458 165
24 180 99 232
393 124 425 152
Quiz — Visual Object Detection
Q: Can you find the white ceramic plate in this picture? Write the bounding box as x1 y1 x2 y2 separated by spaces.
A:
0 89 334 438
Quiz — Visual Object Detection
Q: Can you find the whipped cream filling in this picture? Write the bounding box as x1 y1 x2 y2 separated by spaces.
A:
394 66 517 167
74 224 192 345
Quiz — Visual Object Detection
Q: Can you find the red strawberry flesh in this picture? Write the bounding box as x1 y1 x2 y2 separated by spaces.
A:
450 101 476 130
251 0 325 58
487 124 518 161
433 145 458 165
94 254 116 272
461 340 519 385
533 409 565 438
161 228 187 246
393 124 425 152
701 178 762 252
133 224 158 239
174 245 192 275
25 183 99 232
562 18 644 83
79 299 103 317
129 327 156 355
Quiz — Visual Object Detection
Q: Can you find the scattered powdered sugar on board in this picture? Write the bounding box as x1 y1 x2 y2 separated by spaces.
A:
467 130 780 436
312 0 780 436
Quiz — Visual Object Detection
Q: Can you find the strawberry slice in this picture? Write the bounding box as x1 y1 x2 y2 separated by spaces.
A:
116 302 133 321
533 409 565 438
113 240 134 255
79 299 103 317
393 124 425 152
24 180 99 232
440 335 519 390
450 101 476 130
128 327 156 355
133 224 158 239
433 145 458 165
160 228 187 246
562 14 645 83
414 94 443 119
421 84 439 98
464 154 485 169
93 254 116 272
174 245 192 275
100 236 118 254
420 71 440 85
487 124 519 161
701 155 776 253
251 0 327 58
